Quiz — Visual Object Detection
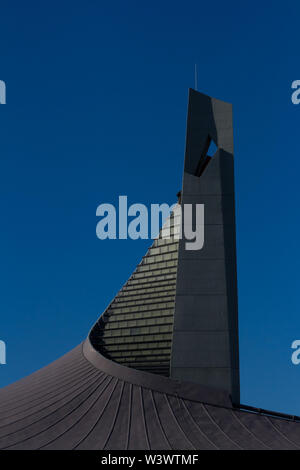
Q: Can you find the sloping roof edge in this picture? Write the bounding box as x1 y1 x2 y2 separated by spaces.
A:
83 338 232 408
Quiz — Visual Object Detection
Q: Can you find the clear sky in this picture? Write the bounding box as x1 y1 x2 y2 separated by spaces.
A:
0 0 300 415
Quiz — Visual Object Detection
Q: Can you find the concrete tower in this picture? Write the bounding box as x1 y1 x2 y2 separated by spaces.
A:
171 89 240 404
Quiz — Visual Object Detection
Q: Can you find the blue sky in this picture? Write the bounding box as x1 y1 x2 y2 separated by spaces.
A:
0 0 300 415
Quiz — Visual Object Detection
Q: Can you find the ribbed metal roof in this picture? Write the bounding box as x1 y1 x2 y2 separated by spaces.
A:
90 206 180 376
0 340 300 450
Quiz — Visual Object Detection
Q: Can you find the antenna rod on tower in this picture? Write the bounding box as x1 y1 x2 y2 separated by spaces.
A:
194 64 198 91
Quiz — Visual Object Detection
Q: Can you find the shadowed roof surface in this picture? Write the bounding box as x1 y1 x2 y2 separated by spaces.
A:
0 340 300 450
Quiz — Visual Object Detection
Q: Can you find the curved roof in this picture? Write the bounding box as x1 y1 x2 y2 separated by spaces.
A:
90 205 180 377
0 89 298 450
0 339 300 450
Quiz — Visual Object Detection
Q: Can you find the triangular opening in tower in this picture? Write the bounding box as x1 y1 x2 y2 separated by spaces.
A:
195 135 218 177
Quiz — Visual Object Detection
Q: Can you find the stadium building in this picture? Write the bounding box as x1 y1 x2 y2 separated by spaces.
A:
0 90 299 450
